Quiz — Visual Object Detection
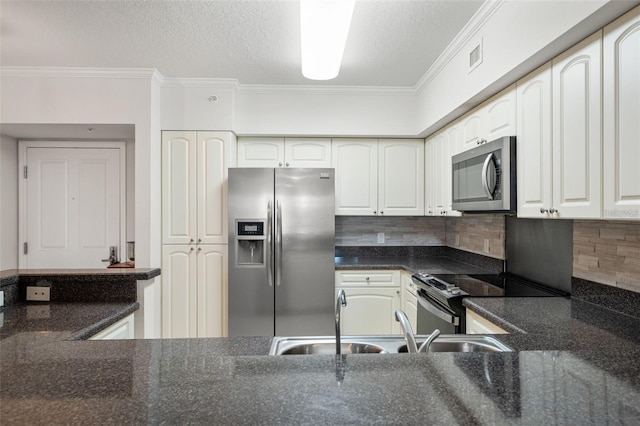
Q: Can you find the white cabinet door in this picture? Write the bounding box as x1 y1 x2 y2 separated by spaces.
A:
461 107 486 153
378 139 425 216
283 138 331 168
197 244 228 338
336 270 401 335
401 272 417 331
162 245 197 338
552 31 602 219
424 131 446 216
197 132 233 244
332 139 378 215
444 123 462 216
89 314 135 340
485 85 517 142
339 287 401 335
237 137 285 167
162 131 197 245
603 6 640 220
517 62 554 218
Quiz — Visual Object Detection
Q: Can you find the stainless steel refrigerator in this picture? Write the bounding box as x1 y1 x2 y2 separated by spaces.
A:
228 168 335 337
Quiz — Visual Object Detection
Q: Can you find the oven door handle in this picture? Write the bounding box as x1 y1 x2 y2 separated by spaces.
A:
417 295 460 326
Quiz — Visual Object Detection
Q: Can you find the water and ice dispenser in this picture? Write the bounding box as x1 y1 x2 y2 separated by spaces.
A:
235 220 266 266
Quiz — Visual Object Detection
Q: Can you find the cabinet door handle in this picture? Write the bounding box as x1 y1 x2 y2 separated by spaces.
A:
549 208 559 214
286 162 290 167
540 208 549 214
278 162 283 167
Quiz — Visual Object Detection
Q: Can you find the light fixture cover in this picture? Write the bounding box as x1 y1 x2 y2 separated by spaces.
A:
301 0 355 80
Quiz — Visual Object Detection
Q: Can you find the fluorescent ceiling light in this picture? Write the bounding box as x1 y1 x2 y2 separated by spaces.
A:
300 0 355 80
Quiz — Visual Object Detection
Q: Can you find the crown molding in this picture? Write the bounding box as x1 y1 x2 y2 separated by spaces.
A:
414 0 506 94
237 84 415 97
161 77 239 89
0 66 162 80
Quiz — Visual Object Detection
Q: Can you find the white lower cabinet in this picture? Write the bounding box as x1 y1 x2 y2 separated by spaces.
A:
335 270 401 335
465 309 508 334
89 314 134 340
162 244 228 338
401 272 417 331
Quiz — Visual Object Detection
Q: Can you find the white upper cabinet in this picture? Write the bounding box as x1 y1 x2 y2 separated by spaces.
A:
425 127 460 217
333 139 424 216
516 62 554 218
378 139 425 216
162 131 235 244
459 86 516 155
237 137 331 168
485 85 517 142
283 138 332 167
552 31 602 219
333 139 378 215
603 6 640 220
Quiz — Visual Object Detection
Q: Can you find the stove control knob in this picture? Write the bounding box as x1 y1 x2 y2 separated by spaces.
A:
449 287 461 295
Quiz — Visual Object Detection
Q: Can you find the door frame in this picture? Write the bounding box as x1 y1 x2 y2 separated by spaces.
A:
18 141 127 268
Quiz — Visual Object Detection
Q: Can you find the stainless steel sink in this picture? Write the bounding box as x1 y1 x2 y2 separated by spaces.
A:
269 335 513 355
397 335 514 353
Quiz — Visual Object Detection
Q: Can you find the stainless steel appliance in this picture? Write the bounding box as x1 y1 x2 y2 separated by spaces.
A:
452 136 516 213
228 168 335 337
411 272 569 334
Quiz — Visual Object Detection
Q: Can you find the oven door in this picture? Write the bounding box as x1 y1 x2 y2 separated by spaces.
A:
416 291 461 335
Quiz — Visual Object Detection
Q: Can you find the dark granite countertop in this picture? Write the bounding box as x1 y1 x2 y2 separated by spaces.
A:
0 267 161 283
335 255 493 275
3 253 640 424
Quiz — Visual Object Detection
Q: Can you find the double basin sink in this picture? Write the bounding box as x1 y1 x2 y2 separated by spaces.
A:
269 335 513 355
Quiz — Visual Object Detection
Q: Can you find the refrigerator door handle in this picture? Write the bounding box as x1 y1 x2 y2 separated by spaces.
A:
275 200 283 287
266 201 274 287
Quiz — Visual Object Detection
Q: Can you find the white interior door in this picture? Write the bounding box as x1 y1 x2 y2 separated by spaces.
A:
22 145 123 268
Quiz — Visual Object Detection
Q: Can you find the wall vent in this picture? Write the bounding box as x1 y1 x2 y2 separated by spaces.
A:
469 38 483 73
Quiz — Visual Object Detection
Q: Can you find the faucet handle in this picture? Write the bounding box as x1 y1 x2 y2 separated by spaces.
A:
418 329 441 353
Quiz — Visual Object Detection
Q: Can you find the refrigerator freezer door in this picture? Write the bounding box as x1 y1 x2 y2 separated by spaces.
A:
228 168 275 337
275 168 335 336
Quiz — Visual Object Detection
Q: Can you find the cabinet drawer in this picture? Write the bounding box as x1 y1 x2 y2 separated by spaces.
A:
335 270 400 287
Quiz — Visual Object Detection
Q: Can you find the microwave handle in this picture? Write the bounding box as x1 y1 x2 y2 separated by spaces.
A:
481 153 496 200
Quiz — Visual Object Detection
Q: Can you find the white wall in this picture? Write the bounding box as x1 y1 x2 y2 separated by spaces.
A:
416 0 638 136
235 86 417 137
0 135 18 270
161 80 236 131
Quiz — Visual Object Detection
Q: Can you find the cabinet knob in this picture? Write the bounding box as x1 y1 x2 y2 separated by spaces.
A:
286 162 290 167
540 208 549 214
198 238 202 243
380 211 384 215
549 208 559 214
373 211 377 215
279 162 283 167
366 277 370 281
190 247 194 252
189 238 194 243
198 247 202 252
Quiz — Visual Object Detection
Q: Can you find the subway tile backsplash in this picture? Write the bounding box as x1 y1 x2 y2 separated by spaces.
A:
445 215 506 260
574 220 640 293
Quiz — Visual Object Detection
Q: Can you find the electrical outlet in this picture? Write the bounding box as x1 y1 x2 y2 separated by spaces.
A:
377 232 385 244
483 239 491 253
26 286 50 302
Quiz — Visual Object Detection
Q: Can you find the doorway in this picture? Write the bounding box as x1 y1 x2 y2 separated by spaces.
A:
19 141 126 268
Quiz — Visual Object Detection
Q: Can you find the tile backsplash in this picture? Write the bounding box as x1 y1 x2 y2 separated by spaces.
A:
574 220 640 293
335 216 445 246
445 215 506 260
335 214 506 260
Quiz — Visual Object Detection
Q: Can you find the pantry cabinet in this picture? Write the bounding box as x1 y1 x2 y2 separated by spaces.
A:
162 131 235 244
237 137 331 168
335 270 402 335
162 244 227 338
551 31 602 219
603 6 640 220
333 139 424 216
161 130 234 338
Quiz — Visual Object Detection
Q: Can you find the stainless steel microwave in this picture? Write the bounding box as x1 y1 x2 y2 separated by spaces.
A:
451 136 516 213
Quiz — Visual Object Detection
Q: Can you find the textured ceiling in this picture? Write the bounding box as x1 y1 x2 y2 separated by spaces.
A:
0 0 483 87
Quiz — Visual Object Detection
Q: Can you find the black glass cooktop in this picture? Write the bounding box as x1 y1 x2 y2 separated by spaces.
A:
428 273 570 298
